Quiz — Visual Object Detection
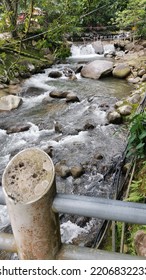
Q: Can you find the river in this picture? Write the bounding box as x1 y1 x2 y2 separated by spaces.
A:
0 44 133 257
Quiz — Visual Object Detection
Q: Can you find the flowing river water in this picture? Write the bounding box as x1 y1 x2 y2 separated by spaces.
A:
0 44 133 257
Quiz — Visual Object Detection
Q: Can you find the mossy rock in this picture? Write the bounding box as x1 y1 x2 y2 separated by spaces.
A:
113 63 131 78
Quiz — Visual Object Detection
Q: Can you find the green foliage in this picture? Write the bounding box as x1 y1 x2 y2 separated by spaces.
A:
113 0 146 37
126 112 146 159
126 179 145 202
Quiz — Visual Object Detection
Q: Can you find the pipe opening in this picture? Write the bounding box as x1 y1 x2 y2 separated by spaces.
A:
2 148 55 204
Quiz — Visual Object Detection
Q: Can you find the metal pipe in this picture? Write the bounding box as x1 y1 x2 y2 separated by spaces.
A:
0 234 144 260
57 244 145 260
0 233 17 252
2 148 61 260
53 194 146 225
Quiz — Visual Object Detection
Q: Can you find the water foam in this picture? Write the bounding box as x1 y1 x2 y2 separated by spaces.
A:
60 220 88 244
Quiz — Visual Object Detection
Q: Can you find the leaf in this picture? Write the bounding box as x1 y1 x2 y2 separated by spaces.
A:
139 130 146 140
136 142 145 150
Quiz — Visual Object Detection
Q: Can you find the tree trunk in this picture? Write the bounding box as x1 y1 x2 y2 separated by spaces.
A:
2 0 19 38
24 0 34 37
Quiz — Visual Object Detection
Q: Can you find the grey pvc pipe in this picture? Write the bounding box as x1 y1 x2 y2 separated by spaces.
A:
2 148 61 260
53 194 146 225
57 244 145 260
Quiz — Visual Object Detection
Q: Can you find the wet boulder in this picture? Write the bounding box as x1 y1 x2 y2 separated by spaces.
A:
141 74 146 82
107 111 123 124
118 105 132 116
48 70 62 78
92 41 104 54
127 77 141 84
70 165 84 178
127 93 141 104
49 90 68 99
0 95 22 111
63 68 77 81
81 60 114 80
113 63 131 78
6 124 31 134
55 162 71 178
104 44 116 56
138 69 146 77
66 92 80 103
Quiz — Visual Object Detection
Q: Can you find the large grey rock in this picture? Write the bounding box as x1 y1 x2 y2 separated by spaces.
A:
92 41 104 54
104 44 116 56
113 63 131 78
81 60 114 80
0 95 22 111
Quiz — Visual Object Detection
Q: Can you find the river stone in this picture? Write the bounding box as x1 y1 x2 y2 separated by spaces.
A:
63 67 77 80
134 230 146 257
8 84 21 95
112 63 131 78
55 162 71 178
114 100 124 108
127 93 141 104
124 42 134 51
0 95 22 111
127 77 141 84
138 69 146 77
104 44 116 56
92 41 104 54
141 74 146 82
66 92 80 103
68 73 77 80
9 78 20 85
70 165 84 178
54 121 63 133
6 124 31 134
107 111 122 124
98 103 109 111
49 90 68 99
118 105 132 116
81 60 114 80
48 70 62 78
83 122 95 130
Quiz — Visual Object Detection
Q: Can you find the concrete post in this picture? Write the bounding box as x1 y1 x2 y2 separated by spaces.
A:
2 148 61 260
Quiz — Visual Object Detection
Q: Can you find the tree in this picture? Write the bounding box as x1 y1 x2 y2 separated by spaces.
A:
114 0 146 37
2 0 20 37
